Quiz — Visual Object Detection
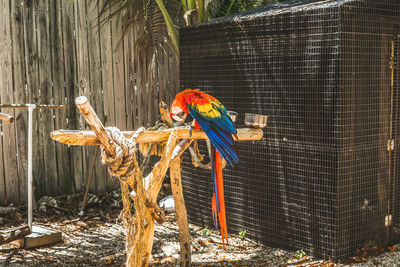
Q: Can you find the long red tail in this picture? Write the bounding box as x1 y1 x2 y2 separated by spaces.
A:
212 150 228 248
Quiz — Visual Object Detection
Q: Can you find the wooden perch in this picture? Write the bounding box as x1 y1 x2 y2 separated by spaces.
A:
0 226 31 246
53 96 265 267
0 113 14 123
75 96 115 155
74 96 165 225
170 158 191 266
51 127 263 146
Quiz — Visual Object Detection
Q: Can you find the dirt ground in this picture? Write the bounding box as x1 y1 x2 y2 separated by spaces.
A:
0 191 399 266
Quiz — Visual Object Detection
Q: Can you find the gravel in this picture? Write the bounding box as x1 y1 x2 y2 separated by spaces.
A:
0 194 400 266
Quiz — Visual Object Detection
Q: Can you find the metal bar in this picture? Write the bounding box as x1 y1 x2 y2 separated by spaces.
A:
27 104 35 230
0 104 67 110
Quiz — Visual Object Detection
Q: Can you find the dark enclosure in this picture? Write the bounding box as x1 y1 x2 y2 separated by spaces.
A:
179 0 400 260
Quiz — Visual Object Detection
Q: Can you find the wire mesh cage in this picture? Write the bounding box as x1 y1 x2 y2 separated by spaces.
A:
179 0 400 260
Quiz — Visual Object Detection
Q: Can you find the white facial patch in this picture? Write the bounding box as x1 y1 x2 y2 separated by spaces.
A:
171 106 184 121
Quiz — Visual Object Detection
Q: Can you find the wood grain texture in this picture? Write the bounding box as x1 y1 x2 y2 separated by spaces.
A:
1 0 180 203
0 0 19 203
37 0 58 196
111 3 127 131
62 0 81 194
51 127 264 145
50 0 72 195
74 0 91 192
170 158 191 267
9 0 26 202
75 96 115 155
87 0 106 193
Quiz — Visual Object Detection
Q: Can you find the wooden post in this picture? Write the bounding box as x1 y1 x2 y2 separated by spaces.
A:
127 130 178 267
0 113 14 123
170 157 191 267
0 226 31 246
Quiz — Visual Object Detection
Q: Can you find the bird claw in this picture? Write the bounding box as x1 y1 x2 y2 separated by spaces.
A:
189 124 192 137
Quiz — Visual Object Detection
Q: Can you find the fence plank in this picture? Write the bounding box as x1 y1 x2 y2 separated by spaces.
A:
50 0 72 195
87 0 106 193
135 25 144 128
10 0 28 202
74 0 92 192
111 5 127 131
23 0 45 200
1 0 20 204
37 0 58 197
124 26 135 131
99 0 114 191
63 0 82 193
0 0 8 205
0 0 180 203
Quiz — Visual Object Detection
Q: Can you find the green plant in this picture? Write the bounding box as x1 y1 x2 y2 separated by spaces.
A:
238 230 246 238
202 227 211 236
296 249 307 259
96 0 286 60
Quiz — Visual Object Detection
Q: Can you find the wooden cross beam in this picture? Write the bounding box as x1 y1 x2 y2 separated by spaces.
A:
51 96 263 267
50 127 263 146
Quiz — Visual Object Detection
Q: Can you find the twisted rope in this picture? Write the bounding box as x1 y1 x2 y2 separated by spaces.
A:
101 127 145 181
99 127 147 266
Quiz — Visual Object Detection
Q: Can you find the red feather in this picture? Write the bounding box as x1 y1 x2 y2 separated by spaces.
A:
171 89 237 249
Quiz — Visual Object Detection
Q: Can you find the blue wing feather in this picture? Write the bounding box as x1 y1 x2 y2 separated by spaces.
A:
188 107 238 166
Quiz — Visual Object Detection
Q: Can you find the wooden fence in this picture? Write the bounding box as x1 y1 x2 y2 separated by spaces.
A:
0 0 179 205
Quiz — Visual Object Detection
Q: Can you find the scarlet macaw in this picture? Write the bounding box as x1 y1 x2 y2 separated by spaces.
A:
170 89 238 248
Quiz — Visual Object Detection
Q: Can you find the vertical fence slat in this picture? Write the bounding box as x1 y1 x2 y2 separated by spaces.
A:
37 0 58 196
50 0 72 195
74 0 92 192
135 25 144 128
124 26 134 131
111 6 127 131
63 0 81 193
11 0 28 202
0 0 180 202
87 0 106 193
1 0 20 203
0 1 9 205
23 0 45 199
99 0 114 191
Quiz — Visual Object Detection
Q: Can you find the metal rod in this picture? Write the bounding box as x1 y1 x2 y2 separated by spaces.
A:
27 104 35 231
0 104 67 110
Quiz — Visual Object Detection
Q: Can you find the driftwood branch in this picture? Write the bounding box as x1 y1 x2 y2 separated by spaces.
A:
74 96 165 224
75 96 115 155
0 113 14 123
0 226 31 246
170 158 191 267
50 127 263 146
159 102 174 128
53 96 264 267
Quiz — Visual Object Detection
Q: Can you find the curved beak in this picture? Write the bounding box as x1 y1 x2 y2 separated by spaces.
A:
170 107 185 122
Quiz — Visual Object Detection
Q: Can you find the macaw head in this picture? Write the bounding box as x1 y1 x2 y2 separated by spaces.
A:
170 90 189 122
